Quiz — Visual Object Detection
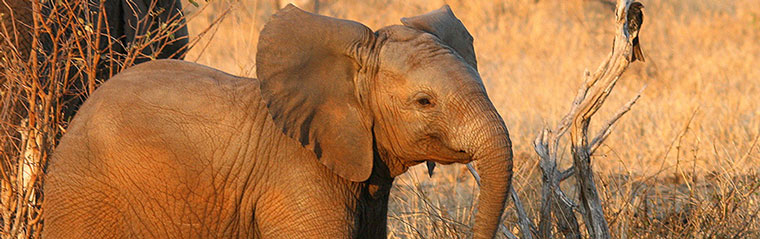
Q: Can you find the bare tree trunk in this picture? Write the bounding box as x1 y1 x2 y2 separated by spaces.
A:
567 1 646 237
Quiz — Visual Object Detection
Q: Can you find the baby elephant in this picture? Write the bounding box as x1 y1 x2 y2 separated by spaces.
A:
43 4 513 239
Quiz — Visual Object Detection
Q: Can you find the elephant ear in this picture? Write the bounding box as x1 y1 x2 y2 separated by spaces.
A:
401 5 477 71
256 4 376 182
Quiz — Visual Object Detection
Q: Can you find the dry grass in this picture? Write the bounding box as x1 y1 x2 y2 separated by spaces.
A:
2 0 758 238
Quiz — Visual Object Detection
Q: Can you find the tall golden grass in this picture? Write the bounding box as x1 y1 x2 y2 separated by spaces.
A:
1 0 757 238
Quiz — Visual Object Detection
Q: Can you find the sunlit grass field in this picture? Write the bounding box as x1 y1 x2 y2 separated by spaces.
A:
184 0 759 237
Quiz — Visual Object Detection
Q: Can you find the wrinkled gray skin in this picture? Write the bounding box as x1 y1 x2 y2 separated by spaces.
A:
43 5 513 239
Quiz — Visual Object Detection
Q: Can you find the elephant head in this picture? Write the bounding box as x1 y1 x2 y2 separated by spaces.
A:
257 5 513 238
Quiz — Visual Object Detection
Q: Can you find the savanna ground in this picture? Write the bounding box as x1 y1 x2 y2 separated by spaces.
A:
2 0 758 238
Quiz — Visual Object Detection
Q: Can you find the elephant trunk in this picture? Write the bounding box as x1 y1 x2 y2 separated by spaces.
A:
472 140 512 238
461 101 513 239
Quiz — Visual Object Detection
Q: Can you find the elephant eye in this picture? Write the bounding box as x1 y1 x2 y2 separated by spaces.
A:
413 93 435 108
417 98 431 106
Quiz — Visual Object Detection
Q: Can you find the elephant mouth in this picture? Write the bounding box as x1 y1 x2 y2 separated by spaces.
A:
424 139 472 164
410 134 472 165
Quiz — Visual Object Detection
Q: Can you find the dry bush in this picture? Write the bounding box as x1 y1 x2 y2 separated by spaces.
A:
0 0 221 237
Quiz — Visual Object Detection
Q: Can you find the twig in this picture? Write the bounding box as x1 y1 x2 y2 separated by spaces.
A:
589 86 645 154
560 166 575 181
511 187 536 239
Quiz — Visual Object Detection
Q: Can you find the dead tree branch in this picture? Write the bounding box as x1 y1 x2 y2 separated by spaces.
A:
469 0 647 238
568 1 645 237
